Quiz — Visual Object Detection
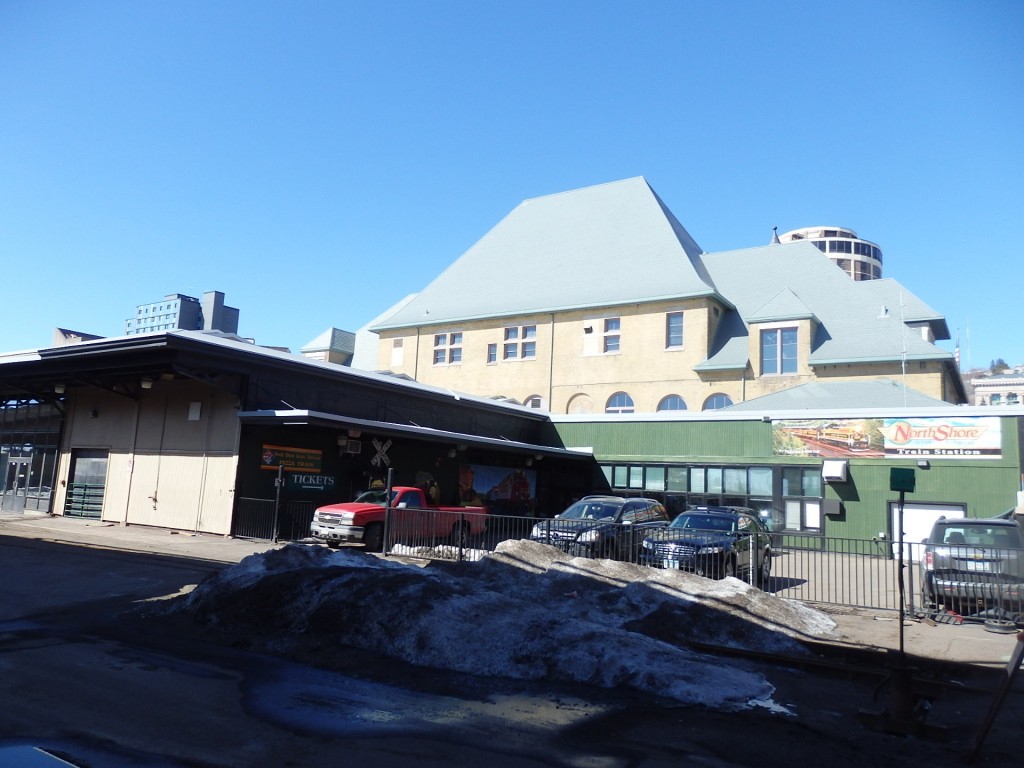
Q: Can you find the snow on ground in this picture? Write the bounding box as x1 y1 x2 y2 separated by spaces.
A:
170 539 837 711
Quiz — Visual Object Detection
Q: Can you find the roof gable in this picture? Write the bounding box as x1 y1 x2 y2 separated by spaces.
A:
698 242 953 368
723 379 950 411
747 288 818 324
373 177 717 330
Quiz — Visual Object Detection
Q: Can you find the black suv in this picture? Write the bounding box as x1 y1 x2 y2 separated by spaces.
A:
640 506 772 584
919 517 1024 615
529 496 669 562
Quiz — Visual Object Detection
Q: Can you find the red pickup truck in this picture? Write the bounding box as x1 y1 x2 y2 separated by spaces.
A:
310 486 489 552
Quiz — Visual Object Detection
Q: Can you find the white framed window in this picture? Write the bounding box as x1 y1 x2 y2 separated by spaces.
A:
665 312 684 349
702 393 733 411
502 325 537 360
603 318 620 353
605 391 634 414
657 394 687 411
487 343 497 364
433 332 463 366
761 327 798 375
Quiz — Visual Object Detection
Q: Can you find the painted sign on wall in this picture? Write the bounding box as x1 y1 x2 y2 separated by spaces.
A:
772 419 884 458
459 464 536 516
260 444 323 472
881 417 1002 459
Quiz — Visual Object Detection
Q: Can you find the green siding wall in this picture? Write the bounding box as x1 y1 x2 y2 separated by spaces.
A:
554 417 1022 539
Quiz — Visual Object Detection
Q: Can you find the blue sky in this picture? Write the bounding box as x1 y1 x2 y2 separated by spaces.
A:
2 1 1021 370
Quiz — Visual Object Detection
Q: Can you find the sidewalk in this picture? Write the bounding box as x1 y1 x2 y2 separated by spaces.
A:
0 510 281 564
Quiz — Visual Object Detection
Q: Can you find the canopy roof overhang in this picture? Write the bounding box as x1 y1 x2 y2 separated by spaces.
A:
238 409 594 461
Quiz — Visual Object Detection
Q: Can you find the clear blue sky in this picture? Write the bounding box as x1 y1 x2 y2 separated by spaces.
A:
2 1 1021 370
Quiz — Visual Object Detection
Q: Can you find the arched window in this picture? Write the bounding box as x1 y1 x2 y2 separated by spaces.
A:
657 394 687 412
702 393 734 411
524 395 545 409
566 393 594 414
605 392 635 414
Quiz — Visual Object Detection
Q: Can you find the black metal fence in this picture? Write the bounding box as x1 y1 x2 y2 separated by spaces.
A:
233 497 315 541
239 501 1024 621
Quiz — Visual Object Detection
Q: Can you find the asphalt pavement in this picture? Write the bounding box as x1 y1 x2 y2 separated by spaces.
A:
2 509 1022 670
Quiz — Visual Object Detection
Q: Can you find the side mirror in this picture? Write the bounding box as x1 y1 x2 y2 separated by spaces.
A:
397 502 407 509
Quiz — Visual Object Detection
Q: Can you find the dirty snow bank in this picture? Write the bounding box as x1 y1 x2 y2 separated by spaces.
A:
169 540 836 710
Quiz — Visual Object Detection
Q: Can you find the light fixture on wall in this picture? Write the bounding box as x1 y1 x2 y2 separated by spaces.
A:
447 448 457 458
141 378 154 389
916 460 931 469
54 383 66 394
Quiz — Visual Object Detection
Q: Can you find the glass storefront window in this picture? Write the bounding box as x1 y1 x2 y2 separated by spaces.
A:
689 468 706 493
599 462 821 532
785 499 802 529
666 467 687 491
782 467 802 496
748 467 772 496
706 468 723 494
805 500 822 530
803 469 822 497
724 467 746 494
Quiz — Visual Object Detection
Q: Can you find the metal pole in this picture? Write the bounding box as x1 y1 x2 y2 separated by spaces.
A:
272 464 283 543
897 489 906 659
383 466 393 556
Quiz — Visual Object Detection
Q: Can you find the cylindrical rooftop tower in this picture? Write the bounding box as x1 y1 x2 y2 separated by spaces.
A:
777 226 883 281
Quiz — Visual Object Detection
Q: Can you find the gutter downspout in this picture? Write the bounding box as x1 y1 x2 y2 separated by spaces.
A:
547 313 555 410
414 328 420 381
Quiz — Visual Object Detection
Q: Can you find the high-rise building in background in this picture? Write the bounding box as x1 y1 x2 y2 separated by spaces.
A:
125 291 239 336
775 226 883 281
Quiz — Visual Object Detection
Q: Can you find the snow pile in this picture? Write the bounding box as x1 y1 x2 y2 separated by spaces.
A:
171 540 837 711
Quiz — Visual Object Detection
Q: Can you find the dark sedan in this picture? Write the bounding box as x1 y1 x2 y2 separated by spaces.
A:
529 495 669 561
640 506 772 584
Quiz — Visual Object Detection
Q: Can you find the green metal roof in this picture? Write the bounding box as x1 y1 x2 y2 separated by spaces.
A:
371 177 718 330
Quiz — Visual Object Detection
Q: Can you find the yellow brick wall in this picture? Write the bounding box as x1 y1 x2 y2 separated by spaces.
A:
375 302 953 412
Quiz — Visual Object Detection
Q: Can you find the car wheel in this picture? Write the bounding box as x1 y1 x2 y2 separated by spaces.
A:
363 523 384 552
756 550 771 586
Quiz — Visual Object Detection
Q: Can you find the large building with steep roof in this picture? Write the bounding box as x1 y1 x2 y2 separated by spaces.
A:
371 177 964 413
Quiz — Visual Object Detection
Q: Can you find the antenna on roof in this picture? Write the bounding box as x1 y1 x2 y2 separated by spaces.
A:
770 226 780 245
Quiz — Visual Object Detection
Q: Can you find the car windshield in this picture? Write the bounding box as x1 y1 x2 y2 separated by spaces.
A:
352 489 397 506
559 500 621 521
933 524 1023 549
669 513 735 532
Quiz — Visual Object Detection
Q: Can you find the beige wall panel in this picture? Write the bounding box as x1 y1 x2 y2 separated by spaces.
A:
195 453 238 534
126 453 199 531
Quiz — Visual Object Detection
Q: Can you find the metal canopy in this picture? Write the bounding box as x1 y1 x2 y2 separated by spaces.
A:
238 408 593 461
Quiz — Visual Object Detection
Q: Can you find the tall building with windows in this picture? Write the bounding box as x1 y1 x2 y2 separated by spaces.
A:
125 291 239 336
776 226 883 281
370 178 963 413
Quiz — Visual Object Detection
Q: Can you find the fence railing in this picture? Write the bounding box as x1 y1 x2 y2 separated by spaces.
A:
249 502 1024 620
